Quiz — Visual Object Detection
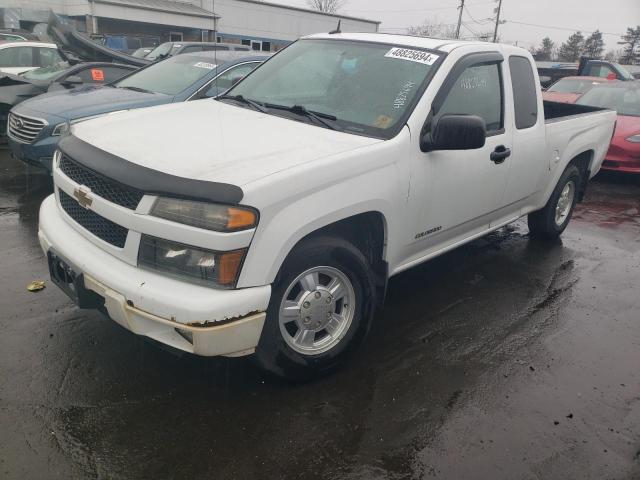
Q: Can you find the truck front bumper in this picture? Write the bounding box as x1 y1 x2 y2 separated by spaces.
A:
38 195 271 357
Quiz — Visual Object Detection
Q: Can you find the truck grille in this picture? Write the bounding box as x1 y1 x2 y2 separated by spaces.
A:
59 189 128 248
8 112 46 144
59 155 144 210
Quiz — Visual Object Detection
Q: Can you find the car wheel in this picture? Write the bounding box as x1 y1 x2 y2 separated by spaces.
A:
254 236 376 381
528 164 581 240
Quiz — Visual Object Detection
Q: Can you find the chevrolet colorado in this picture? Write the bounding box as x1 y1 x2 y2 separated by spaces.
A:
38 34 617 379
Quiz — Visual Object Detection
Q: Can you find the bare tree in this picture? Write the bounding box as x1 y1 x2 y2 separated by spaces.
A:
307 0 347 13
407 19 457 39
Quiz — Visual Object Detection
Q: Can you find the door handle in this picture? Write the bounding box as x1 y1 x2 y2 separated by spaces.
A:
490 145 511 164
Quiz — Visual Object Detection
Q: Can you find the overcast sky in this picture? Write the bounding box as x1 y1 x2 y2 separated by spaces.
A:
268 0 639 52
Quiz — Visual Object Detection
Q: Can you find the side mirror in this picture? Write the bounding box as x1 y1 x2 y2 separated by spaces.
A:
61 75 82 86
421 114 486 152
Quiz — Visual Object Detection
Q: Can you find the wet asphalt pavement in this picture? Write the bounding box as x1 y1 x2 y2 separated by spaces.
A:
0 149 638 480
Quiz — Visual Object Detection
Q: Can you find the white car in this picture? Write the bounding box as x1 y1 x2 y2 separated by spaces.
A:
38 33 617 380
0 41 64 75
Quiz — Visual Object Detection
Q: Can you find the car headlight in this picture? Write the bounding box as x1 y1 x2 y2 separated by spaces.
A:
138 235 246 289
51 122 70 136
150 197 258 232
626 134 640 143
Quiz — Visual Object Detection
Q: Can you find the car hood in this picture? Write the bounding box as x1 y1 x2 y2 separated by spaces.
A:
71 100 383 186
17 85 170 120
542 91 581 104
0 81 44 107
48 12 150 68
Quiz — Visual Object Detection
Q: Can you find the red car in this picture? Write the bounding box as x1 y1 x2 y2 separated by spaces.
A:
577 81 640 173
543 76 612 104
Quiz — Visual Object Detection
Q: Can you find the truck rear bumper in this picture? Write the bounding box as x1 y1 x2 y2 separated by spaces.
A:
38 195 271 357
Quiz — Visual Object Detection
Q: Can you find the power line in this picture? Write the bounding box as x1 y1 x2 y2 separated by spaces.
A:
463 7 491 26
504 20 625 37
342 1 494 14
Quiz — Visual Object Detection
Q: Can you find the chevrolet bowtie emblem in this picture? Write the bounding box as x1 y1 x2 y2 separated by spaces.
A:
73 186 93 209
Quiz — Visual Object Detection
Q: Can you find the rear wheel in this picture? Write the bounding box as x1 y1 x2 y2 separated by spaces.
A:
528 164 581 239
255 236 375 381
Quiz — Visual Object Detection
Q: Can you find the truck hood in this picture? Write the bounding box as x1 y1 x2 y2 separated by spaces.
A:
17 85 170 120
71 100 383 186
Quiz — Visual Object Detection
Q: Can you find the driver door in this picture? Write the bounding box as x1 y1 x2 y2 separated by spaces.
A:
404 54 512 261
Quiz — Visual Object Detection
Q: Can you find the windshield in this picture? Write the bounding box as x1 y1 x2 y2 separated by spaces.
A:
115 55 217 95
226 39 441 138
612 63 634 81
146 42 173 61
548 78 603 94
577 86 640 117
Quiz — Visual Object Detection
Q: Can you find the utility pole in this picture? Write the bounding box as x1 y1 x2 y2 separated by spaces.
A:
455 0 465 39
492 0 503 43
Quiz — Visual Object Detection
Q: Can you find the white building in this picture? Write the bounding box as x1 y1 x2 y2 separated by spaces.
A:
1 0 380 52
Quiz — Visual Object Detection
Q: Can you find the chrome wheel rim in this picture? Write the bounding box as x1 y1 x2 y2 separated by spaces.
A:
278 266 356 356
555 180 575 227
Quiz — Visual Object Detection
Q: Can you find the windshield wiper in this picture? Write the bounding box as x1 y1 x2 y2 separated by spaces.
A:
218 94 268 113
118 85 153 94
264 103 341 131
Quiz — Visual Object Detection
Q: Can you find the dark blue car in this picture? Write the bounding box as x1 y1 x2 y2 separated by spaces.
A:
8 50 268 171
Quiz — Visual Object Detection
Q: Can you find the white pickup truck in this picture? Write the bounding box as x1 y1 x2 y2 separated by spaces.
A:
38 33 616 379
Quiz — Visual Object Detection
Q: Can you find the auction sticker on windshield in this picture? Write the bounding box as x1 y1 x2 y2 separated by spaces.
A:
385 48 439 66
193 62 216 70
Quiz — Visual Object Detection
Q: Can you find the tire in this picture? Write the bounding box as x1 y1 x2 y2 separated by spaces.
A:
254 236 376 381
528 164 581 240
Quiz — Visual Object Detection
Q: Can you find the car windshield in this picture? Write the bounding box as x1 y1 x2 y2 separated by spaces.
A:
577 85 640 117
225 39 441 138
611 63 634 81
548 78 602 94
115 55 218 95
21 62 70 81
146 42 173 61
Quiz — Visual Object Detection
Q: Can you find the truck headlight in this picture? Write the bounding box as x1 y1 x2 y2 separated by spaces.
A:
150 197 258 232
626 134 640 143
138 235 246 288
52 122 70 136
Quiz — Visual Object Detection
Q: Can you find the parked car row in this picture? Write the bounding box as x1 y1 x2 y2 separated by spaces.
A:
7 50 268 170
0 13 268 145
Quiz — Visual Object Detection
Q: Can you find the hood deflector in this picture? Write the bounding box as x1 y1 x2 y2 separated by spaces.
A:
58 134 244 205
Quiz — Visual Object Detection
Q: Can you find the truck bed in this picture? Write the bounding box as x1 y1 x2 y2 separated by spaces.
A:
544 100 609 123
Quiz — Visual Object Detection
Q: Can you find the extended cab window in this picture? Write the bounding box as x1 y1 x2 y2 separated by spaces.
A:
509 56 538 129
436 62 503 133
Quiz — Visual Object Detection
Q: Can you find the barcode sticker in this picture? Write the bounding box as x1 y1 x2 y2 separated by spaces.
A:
193 62 216 70
385 48 439 66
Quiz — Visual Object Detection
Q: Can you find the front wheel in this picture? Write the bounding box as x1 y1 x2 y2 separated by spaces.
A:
528 164 581 239
254 236 376 381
